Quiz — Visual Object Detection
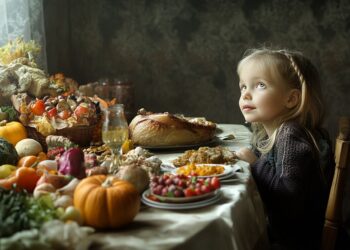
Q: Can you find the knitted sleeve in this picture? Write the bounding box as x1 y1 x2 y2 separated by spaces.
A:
251 123 316 212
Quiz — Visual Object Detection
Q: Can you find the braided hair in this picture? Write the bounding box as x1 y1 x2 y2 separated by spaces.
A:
237 48 325 153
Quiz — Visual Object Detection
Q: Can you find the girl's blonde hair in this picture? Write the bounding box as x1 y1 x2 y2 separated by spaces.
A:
237 48 325 153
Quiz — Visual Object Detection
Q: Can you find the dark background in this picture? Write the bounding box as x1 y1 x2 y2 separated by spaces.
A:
43 0 350 141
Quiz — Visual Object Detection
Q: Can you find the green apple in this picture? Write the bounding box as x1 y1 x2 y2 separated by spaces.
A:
0 164 16 179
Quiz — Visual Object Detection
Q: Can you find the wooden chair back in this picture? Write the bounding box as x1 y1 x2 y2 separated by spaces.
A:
322 116 350 250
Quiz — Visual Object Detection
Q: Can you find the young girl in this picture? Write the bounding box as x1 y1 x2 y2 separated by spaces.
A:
235 48 334 249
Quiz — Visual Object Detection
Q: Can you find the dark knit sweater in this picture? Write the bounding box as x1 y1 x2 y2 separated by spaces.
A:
251 121 334 249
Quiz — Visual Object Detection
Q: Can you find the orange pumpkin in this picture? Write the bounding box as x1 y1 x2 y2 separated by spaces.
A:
74 175 140 229
17 152 48 168
17 155 38 168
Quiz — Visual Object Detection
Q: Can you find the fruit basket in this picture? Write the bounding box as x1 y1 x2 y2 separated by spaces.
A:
56 123 100 147
26 123 101 150
14 93 103 149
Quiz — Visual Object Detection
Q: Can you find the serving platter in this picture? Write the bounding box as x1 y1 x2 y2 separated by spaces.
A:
141 189 222 210
139 137 219 151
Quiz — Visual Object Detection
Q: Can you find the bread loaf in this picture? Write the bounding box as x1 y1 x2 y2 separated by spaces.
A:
129 110 216 147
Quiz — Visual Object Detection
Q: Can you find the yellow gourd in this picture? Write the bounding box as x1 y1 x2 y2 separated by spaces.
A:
0 121 27 145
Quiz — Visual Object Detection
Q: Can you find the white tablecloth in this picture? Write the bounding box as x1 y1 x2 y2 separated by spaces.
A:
80 124 269 250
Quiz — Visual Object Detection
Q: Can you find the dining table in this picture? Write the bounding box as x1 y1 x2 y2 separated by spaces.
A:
79 124 270 250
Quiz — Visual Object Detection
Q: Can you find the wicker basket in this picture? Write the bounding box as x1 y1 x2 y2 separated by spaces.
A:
26 126 48 152
56 124 99 147
26 123 101 150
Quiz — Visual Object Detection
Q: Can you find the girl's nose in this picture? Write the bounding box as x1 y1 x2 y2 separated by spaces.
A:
242 91 252 100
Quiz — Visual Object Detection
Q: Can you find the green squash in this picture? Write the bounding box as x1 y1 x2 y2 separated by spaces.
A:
0 138 19 165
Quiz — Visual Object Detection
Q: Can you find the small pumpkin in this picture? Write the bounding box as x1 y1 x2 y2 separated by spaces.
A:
74 175 140 229
0 121 27 145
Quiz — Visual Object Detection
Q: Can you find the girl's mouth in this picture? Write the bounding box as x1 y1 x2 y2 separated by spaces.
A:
242 105 255 112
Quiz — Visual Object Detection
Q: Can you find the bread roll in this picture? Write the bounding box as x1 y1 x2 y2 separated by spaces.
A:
129 110 216 147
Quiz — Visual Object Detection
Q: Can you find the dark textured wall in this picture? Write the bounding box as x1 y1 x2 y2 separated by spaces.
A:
44 0 350 140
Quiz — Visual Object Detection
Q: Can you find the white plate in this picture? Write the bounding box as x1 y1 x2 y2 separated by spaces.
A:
142 189 222 210
151 189 217 203
140 137 219 150
172 164 233 179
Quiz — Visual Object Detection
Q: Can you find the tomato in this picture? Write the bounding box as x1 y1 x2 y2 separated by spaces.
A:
47 107 57 118
58 110 71 120
74 104 89 117
200 185 211 194
197 178 205 185
177 179 186 188
210 176 221 190
31 100 45 115
184 188 196 197
194 187 202 195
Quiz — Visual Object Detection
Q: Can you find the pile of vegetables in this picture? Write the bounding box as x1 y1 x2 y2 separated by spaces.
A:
0 38 145 249
0 83 143 246
0 188 59 238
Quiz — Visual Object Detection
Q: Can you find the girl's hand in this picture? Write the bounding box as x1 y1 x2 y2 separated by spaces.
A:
236 147 258 165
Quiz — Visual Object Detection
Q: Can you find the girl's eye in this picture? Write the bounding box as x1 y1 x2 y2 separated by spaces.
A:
257 82 266 89
240 85 247 92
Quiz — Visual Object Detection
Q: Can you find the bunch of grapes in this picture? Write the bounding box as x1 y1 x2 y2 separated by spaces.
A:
150 174 220 198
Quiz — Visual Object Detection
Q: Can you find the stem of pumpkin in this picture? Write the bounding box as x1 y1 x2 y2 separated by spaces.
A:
102 176 115 188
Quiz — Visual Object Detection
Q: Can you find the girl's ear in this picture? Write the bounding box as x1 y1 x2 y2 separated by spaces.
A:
285 89 300 109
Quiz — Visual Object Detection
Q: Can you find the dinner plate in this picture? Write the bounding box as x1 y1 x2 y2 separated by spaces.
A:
172 164 234 179
140 137 219 151
151 189 217 203
142 189 222 210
